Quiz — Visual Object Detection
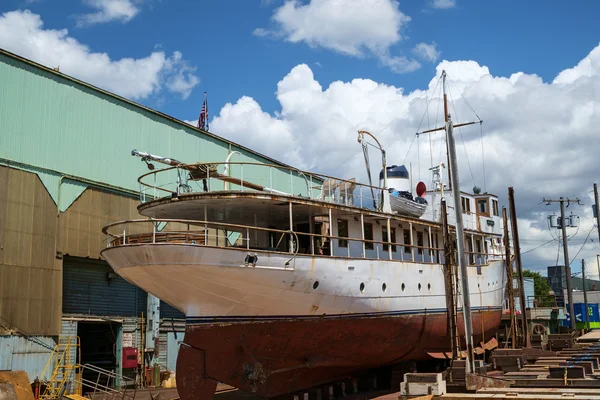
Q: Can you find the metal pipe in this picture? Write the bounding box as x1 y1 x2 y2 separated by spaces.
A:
446 118 475 373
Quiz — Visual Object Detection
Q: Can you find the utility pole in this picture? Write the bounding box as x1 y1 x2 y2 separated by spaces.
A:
583 259 590 332
543 196 582 330
594 184 600 279
597 255 600 283
502 207 516 348
509 187 530 347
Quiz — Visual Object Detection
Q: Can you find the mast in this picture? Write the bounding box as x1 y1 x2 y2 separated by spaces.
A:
444 71 475 373
442 71 452 189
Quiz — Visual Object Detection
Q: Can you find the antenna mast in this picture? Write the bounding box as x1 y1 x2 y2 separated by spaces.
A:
442 71 452 189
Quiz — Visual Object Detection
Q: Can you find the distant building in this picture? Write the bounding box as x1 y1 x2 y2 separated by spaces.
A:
549 265 600 307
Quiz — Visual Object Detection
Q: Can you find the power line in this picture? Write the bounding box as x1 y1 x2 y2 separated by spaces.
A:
521 238 558 255
569 225 596 267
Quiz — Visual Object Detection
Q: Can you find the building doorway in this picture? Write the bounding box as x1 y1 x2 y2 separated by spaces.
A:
77 321 120 392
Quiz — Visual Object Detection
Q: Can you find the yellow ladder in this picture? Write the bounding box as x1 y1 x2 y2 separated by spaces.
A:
40 336 82 399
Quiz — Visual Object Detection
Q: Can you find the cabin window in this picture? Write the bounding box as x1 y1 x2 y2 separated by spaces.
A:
478 199 488 214
467 238 474 264
404 229 411 253
475 239 482 258
461 196 471 213
382 227 397 252
364 223 374 250
417 232 424 255
492 199 499 216
337 219 348 247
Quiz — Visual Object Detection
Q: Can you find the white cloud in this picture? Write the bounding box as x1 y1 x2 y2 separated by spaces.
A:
208 43 600 272
255 0 421 73
77 0 140 26
431 0 456 9
0 10 199 100
412 42 440 63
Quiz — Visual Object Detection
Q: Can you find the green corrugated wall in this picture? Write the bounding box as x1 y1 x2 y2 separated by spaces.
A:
0 50 290 209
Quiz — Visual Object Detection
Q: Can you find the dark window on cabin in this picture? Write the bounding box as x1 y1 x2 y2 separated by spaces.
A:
382 227 397 252
478 199 488 214
337 219 348 247
467 237 474 264
404 229 411 253
461 196 471 213
364 223 374 250
492 199 499 216
417 232 424 255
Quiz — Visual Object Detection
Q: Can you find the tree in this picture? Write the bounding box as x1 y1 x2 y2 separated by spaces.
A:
522 270 554 307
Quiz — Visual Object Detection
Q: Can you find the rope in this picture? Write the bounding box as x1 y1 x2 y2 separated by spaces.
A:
449 79 482 121
417 133 421 181
402 134 417 165
480 122 486 192
448 87 477 188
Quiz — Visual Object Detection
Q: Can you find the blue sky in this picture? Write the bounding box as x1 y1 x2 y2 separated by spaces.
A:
1 0 600 274
4 0 599 120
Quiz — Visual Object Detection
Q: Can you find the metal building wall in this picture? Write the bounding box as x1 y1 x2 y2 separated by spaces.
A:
0 49 296 208
0 336 56 380
0 49 301 336
0 166 62 335
63 257 144 317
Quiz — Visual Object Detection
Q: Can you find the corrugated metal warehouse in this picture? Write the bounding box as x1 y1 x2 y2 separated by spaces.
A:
0 47 290 384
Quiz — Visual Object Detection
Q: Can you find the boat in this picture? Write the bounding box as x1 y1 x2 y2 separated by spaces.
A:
101 71 506 399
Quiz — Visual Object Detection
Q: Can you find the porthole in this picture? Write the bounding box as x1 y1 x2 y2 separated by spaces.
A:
382 283 387 292
428 283 431 291
418 283 422 291
313 281 319 290
401 283 406 292
360 283 365 293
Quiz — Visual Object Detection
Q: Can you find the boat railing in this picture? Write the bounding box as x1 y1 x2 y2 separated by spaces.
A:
103 219 501 265
136 161 384 211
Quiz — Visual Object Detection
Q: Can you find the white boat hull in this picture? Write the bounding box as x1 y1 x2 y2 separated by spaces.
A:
101 244 505 319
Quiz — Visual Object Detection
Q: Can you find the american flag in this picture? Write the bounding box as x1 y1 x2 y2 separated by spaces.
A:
197 92 208 130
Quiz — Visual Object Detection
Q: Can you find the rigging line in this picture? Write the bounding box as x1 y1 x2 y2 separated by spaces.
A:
434 82 444 169
415 76 442 135
480 122 486 192
568 226 596 267
335 147 362 169
425 88 434 187
449 78 482 121
521 238 557 255
417 132 421 181
448 86 476 188
375 79 437 137
402 134 417 165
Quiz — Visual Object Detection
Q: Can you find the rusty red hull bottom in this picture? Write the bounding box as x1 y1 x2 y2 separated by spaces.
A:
175 310 501 399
